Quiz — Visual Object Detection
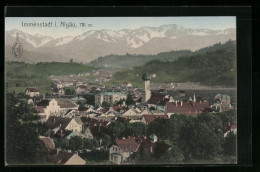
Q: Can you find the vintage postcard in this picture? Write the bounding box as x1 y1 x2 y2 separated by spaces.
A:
5 16 237 165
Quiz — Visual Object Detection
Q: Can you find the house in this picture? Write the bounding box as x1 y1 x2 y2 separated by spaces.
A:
50 149 86 165
214 94 231 104
223 123 237 137
109 136 143 164
81 123 112 140
122 82 132 88
40 136 55 150
25 87 40 97
36 98 78 119
121 108 141 118
146 92 169 109
45 116 82 136
165 94 211 117
57 82 63 89
138 134 171 159
140 109 152 115
141 114 169 125
104 77 112 82
212 94 232 112
52 88 65 95
35 105 47 123
70 97 86 104
76 85 87 94
95 92 127 107
109 135 170 164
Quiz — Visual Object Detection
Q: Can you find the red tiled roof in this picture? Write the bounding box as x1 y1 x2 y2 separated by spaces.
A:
27 87 38 92
35 106 44 113
40 137 55 149
91 87 97 90
115 136 142 152
143 114 169 124
45 116 72 130
146 92 166 105
166 101 211 116
51 150 75 165
78 85 87 89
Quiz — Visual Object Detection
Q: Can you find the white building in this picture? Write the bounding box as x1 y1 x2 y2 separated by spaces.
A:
25 87 40 97
95 92 127 107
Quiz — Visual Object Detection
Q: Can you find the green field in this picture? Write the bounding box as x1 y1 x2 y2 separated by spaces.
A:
5 62 94 94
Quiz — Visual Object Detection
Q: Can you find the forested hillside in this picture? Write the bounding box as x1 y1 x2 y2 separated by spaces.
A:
109 40 236 87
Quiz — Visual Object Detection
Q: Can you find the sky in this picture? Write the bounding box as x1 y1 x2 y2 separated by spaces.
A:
5 17 236 38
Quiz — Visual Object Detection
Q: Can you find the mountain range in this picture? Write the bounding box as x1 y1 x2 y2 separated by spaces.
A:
5 24 236 63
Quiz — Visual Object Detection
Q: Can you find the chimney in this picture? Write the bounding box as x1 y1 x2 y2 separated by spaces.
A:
175 100 178 107
181 100 183 106
128 136 131 139
150 146 153 153
56 148 60 155
193 93 196 102
53 118 56 124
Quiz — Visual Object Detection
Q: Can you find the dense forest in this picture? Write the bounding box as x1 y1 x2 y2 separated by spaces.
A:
109 40 236 87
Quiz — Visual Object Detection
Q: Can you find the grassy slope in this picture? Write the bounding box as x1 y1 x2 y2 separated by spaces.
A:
5 62 94 94
108 41 236 87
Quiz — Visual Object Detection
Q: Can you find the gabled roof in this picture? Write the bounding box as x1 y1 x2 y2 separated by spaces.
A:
146 92 167 105
40 136 55 149
37 100 50 107
27 87 38 92
142 114 169 124
115 136 142 152
45 116 72 130
78 106 89 111
51 150 75 165
78 85 87 89
35 106 44 113
166 101 211 116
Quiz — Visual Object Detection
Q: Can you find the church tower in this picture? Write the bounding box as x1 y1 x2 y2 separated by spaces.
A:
142 72 151 103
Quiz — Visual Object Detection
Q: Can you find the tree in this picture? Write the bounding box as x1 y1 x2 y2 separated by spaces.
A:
222 131 236 155
82 138 96 150
83 94 95 106
101 101 110 108
109 122 125 139
56 138 69 150
114 99 124 106
126 94 135 106
69 136 83 152
5 93 48 164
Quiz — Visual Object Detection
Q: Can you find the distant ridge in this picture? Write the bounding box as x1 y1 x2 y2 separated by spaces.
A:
5 24 235 63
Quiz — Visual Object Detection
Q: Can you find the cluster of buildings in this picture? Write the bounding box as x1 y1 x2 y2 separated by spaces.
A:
25 72 236 165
